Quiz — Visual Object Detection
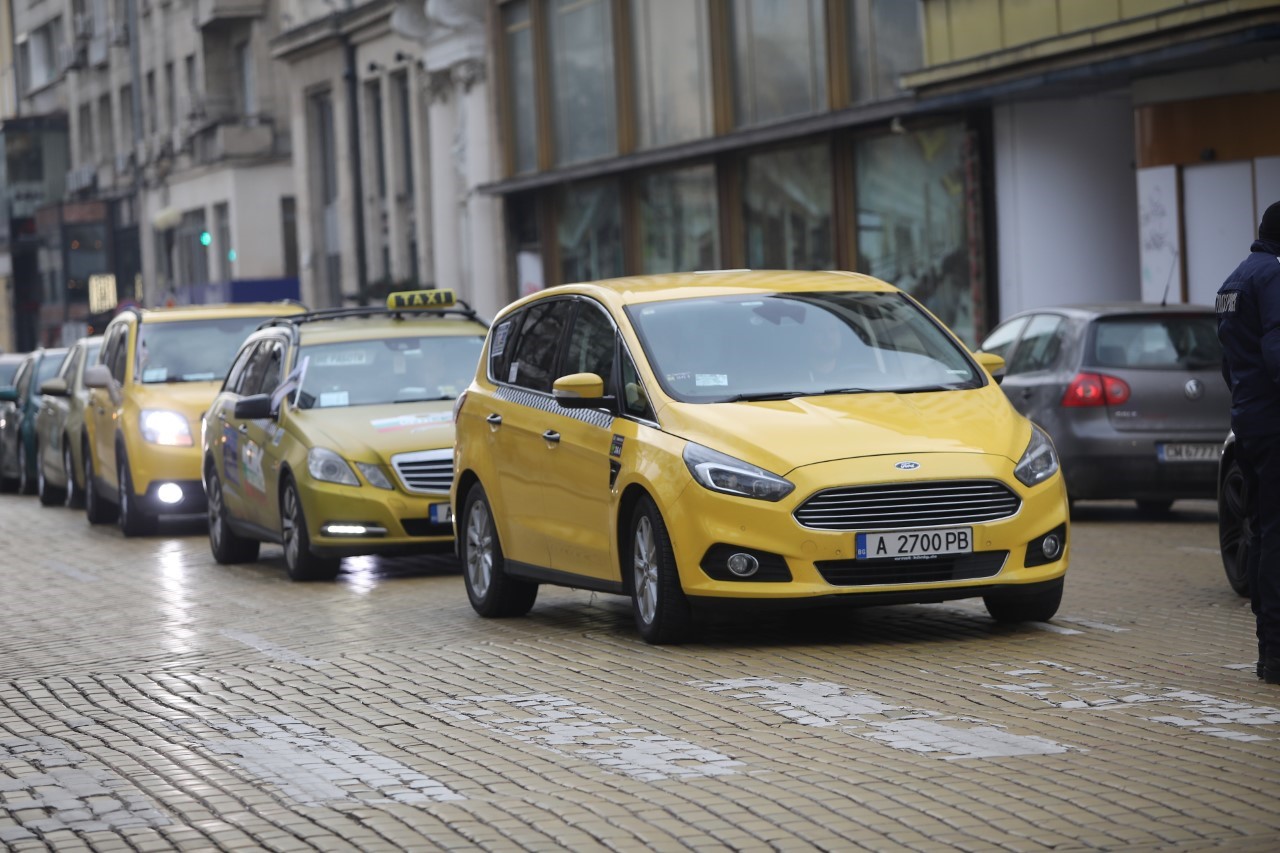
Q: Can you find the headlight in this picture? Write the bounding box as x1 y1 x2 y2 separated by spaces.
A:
140 410 193 446
355 461 394 490
1014 424 1060 487
307 447 360 487
683 443 794 502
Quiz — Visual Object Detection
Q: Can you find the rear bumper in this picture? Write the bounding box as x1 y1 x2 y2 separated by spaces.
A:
1056 432 1220 500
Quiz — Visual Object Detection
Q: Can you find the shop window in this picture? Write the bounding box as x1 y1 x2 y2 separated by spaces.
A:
546 0 616 166
631 0 712 149
849 0 922 104
557 180 622 285
639 164 719 273
503 1 538 174
855 124 983 345
743 143 834 270
729 0 827 128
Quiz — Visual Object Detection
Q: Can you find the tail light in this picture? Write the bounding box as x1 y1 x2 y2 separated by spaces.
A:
1062 372 1130 407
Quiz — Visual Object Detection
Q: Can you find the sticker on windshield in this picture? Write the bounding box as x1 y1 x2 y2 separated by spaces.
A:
372 412 451 432
318 391 349 407
142 368 167 382
695 374 728 387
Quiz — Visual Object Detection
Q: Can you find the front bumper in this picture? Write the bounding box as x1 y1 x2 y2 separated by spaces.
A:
299 477 455 558
133 479 207 515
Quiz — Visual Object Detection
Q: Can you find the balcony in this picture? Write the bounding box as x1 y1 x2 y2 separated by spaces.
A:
196 0 265 29
191 117 276 165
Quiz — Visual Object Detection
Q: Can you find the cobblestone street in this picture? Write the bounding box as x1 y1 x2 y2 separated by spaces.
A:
1 494 1277 851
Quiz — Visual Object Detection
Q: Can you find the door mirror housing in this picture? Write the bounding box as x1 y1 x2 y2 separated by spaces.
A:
0 386 16 403
40 377 69 397
234 393 275 420
974 352 1006 385
83 364 113 389
553 373 614 409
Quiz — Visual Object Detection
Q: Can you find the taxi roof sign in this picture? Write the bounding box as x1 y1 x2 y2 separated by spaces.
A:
386 289 456 310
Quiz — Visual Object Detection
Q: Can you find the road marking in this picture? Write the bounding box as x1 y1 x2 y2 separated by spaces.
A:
219 629 327 667
0 735 170 840
426 693 743 781
182 716 462 805
696 678 1069 759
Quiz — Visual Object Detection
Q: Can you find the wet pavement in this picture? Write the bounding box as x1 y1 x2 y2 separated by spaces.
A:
1 494 1278 851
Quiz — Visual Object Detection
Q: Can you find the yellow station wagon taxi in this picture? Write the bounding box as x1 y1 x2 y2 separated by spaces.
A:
200 291 487 580
452 270 1070 644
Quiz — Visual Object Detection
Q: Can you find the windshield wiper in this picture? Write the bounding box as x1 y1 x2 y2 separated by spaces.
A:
718 391 813 402
818 386 876 396
894 383 967 393
393 394 455 403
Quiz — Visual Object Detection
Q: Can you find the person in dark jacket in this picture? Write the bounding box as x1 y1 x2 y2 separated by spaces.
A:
1218 200 1280 684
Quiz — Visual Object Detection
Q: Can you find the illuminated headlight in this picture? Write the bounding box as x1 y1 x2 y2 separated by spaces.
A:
683 443 794 502
1014 424 1060 487
140 410 193 446
307 447 360 486
321 523 387 537
355 462 394 490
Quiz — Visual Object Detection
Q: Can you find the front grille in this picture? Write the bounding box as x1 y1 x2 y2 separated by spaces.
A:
391 448 453 494
815 551 1008 586
794 480 1021 531
401 519 453 537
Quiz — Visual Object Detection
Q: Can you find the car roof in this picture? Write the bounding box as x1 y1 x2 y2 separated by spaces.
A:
0 352 25 364
294 314 490 346
1004 302 1217 321
133 301 308 324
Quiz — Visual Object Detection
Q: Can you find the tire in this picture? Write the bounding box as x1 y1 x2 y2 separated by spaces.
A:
36 442 63 506
64 442 85 509
1218 459 1251 597
207 466 260 564
17 442 34 495
984 578 1065 624
281 477 340 581
1136 499 1173 515
460 484 537 617
84 449 117 524
629 495 693 645
117 452 158 537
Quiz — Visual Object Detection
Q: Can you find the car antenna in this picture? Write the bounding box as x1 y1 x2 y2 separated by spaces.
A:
1159 252 1178 307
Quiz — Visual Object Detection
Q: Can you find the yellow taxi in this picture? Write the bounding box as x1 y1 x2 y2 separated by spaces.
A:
200 290 487 580
84 301 307 535
452 270 1070 644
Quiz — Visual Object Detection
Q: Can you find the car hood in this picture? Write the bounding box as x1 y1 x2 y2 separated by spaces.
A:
289 402 455 462
134 380 223 422
657 384 1032 476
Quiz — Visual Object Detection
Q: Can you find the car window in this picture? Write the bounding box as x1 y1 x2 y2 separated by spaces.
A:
14 360 32 400
295 334 485 409
620 347 655 421
562 301 616 393
236 342 273 397
506 300 574 392
488 315 516 382
1006 315 1065 375
58 347 80 381
1089 315 1222 370
35 352 66 393
136 316 273 384
109 326 129 383
257 341 286 397
0 360 19 386
224 341 260 394
979 317 1028 360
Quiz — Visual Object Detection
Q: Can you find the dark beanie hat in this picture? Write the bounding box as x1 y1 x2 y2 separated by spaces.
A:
1261 201 1280 241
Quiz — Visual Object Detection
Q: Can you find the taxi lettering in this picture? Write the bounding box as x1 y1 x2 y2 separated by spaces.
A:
387 290 456 310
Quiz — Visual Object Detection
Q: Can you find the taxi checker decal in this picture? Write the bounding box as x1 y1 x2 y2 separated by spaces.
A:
494 386 615 430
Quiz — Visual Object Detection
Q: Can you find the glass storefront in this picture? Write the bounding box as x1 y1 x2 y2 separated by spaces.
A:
743 143 834 270
557 180 622 284
639 165 719 273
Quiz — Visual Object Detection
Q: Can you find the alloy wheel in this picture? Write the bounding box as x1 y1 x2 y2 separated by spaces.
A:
465 499 494 600
633 515 658 625
282 485 301 568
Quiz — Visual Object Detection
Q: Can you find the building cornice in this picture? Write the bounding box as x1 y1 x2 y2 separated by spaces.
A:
271 0 397 62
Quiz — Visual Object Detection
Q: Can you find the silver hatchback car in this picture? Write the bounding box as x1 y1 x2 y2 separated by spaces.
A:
978 303 1229 512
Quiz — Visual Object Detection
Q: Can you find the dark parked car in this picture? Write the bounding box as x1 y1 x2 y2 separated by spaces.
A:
0 348 69 493
1218 431 1250 597
978 303 1229 511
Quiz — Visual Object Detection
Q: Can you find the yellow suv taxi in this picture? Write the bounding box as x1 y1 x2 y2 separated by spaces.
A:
83 301 306 535
452 270 1070 644
200 290 487 580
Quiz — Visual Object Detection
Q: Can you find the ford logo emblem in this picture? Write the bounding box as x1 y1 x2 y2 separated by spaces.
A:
895 461 920 470
1184 379 1204 401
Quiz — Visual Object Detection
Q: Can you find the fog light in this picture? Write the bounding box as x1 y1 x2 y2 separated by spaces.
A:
157 483 183 504
726 552 759 578
1041 534 1061 560
324 524 370 536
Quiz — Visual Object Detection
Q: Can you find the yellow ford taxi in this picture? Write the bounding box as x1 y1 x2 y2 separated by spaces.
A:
200 290 487 580
83 301 307 534
452 270 1070 644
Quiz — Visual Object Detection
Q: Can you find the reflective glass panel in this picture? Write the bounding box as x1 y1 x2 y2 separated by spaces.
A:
546 0 616 165
503 1 537 174
729 0 826 128
743 143 833 270
849 0 923 103
558 180 623 284
631 0 712 148
639 165 719 273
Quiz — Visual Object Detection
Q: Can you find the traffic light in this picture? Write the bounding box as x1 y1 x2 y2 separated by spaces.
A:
200 231 212 247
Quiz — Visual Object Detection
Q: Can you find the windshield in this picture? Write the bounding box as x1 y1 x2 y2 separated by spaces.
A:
136 317 273 383
1088 315 1222 370
295 335 485 409
0 361 20 386
36 353 66 386
626 291 980 403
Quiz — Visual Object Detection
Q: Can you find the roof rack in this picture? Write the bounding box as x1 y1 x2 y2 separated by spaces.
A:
259 300 481 329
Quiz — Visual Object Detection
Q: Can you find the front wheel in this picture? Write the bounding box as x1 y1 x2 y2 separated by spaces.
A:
281 477 340 581
629 495 693 645
37 443 63 506
117 453 158 537
208 466 260 564
984 578 1064 624
84 450 117 524
64 443 85 509
460 484 537 617
1218 459 1251 597
17 443 35 495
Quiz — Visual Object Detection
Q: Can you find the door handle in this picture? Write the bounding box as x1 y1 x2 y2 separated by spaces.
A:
543 430 561 444
486 413 502 426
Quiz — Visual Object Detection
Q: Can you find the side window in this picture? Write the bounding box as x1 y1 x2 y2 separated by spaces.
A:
239 343 274 397
562 302 616 393
110 326 130 383
1006 315 1066 375
979 317 1028 360
99 326 120 382
257 342 286 397
488 315 516 382
59 347 79 381
620 347 656 421
14 360 32 401
224 342 261 395
507 300 573 392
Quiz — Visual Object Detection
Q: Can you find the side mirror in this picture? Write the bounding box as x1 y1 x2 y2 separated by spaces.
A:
83 364 113 389
40 377 69 397
0 386 16 403
234 393 275 420
974 352 1006 386
552 372 614 409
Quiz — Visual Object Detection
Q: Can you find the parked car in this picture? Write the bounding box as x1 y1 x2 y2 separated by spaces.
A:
0 353 25 387
200 290 488 580
1217 431 1250 597
34 336 103 506
452 269 1070 644
0 348 70 494
83 301 306 535
978 303 1229 512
